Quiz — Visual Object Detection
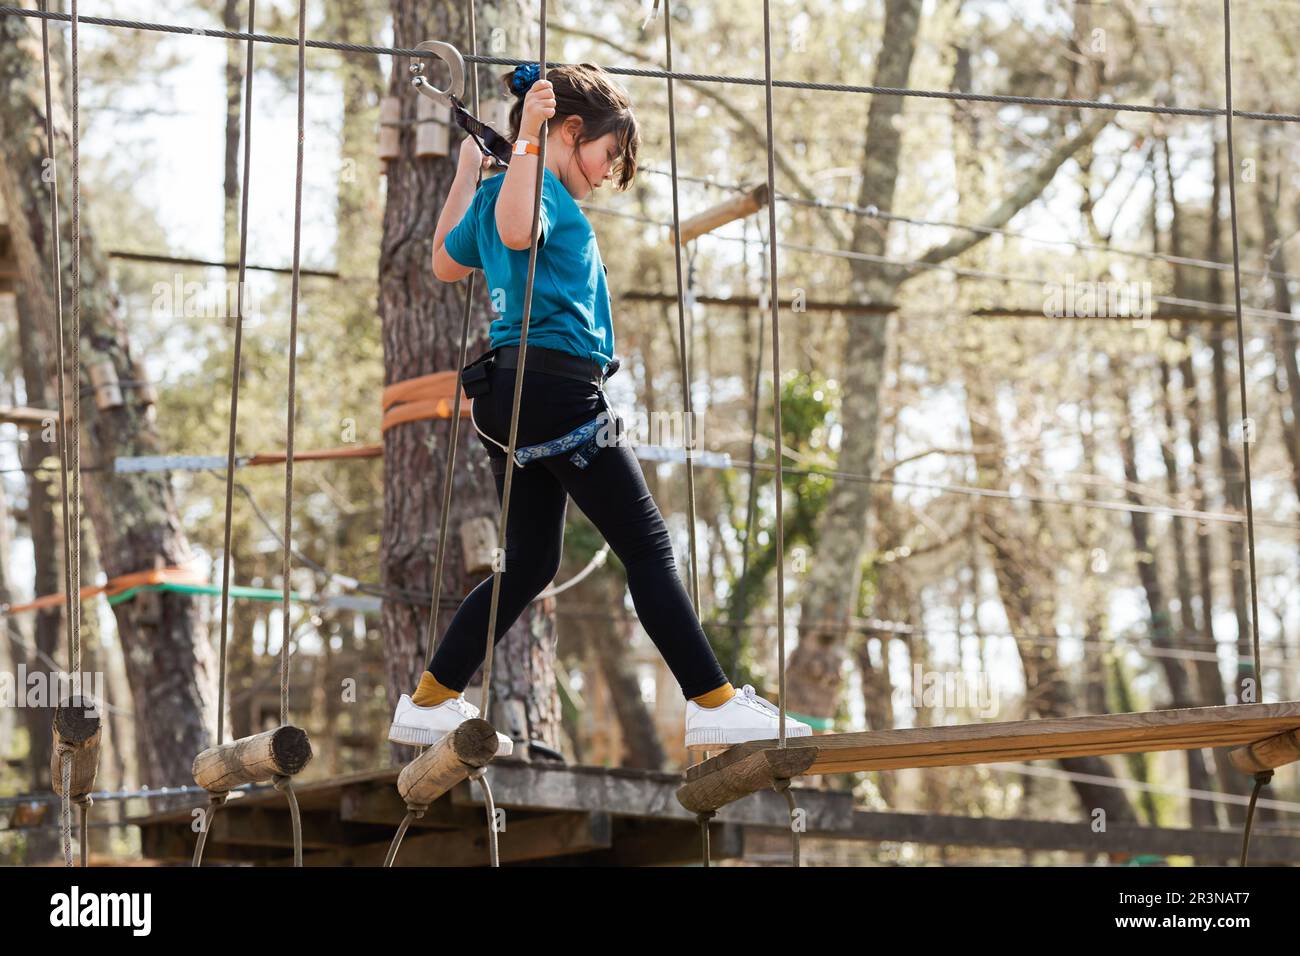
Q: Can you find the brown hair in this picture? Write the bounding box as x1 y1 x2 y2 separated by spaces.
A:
501 62 640 190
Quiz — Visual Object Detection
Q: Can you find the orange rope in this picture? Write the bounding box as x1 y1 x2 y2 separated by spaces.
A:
4 566 206 616
246 445 382 465
381 370 472 433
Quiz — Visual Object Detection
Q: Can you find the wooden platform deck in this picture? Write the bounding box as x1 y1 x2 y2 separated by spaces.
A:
124 748 1300 865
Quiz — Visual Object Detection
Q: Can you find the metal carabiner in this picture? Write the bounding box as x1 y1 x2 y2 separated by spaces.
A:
410 41 513 169
410 40 465 111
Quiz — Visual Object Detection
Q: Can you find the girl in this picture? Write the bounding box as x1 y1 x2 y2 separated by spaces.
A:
388 61 811 757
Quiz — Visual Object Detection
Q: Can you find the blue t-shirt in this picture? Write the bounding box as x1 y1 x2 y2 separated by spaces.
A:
444 167 615 367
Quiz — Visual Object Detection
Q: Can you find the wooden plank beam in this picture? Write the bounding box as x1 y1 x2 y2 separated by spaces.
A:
669 183 768 244
684 701 1300 783
139 824 291 864
338 781 484 829
201 806 360 850
0 405 57 428
294 811 613 866
844 810 1300 863
510 818 748 867
448 753 841 828
599 817 746 866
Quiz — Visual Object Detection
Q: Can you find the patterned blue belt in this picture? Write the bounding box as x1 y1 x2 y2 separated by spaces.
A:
511 390 623 470
513 414 608 469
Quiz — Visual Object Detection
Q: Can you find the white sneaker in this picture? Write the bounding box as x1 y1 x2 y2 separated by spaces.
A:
684 683 814 751
388 693 513 756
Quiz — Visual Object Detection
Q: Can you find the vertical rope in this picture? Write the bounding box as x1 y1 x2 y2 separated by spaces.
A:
469 767 500 867
759 0 788 747
1238 771 1271 866
659 0 702 614
35 1 87 866
384 808 418 867
481 0 549 720
696 810 714 866
69 0 80 679
734 222 768 675
78 800 89 866
215 0 257 746
279 0 308 726
423 0 485 683
1221 0 1268 870
60 756 73 867
37 0 77 723
1216 1 1258 697
1219 0 1263 697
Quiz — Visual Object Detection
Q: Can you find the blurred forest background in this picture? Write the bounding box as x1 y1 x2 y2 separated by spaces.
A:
1 0 1299 864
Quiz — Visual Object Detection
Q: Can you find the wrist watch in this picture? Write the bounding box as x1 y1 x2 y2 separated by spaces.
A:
512 138 541 158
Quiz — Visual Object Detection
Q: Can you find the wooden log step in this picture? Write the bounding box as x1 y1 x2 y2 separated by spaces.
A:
397 719 500 808
192 726 313 793
51 697 102 800
1229 729 1300 774
677 747 818 815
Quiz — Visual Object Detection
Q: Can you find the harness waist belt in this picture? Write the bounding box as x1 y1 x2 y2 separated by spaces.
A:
493 345 618 384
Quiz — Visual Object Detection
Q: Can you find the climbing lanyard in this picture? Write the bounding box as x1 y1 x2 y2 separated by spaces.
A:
412 40 514 169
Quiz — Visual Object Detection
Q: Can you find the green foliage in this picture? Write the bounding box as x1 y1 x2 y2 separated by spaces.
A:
714 371 837 683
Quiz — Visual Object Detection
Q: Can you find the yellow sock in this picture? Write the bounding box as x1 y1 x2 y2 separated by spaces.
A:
411 671 461 708
691 682 736 709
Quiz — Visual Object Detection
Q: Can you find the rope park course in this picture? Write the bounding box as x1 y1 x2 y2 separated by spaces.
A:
4 0 1300 871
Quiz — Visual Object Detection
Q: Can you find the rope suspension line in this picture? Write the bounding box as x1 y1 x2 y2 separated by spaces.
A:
1218 0 1262 696
480 1 549 728
1218 0 1268 869
69 0 81 688
422 2 489 697
192 0 312 868
5 5 1300 124
580 203 1300 326
279 0 310 729
35 0 77 714
214 0 258 752
757 0 789 759
759 0 800 868
637 164 1300 287
34 0 96 870
387 0 502 870
660 0 701 615
732 216 768 677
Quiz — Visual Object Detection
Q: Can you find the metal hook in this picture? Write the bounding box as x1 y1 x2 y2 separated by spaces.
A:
411 40 466 109
408 39 513 169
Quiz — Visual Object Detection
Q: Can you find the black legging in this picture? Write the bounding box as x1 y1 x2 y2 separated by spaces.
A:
426 360 730 700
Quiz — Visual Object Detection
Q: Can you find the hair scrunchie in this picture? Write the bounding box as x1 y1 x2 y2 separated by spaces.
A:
510 63 541 96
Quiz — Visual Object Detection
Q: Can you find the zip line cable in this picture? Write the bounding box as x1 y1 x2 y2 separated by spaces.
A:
636 164 1300 286
3 5 1300 123
212 0 257 752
